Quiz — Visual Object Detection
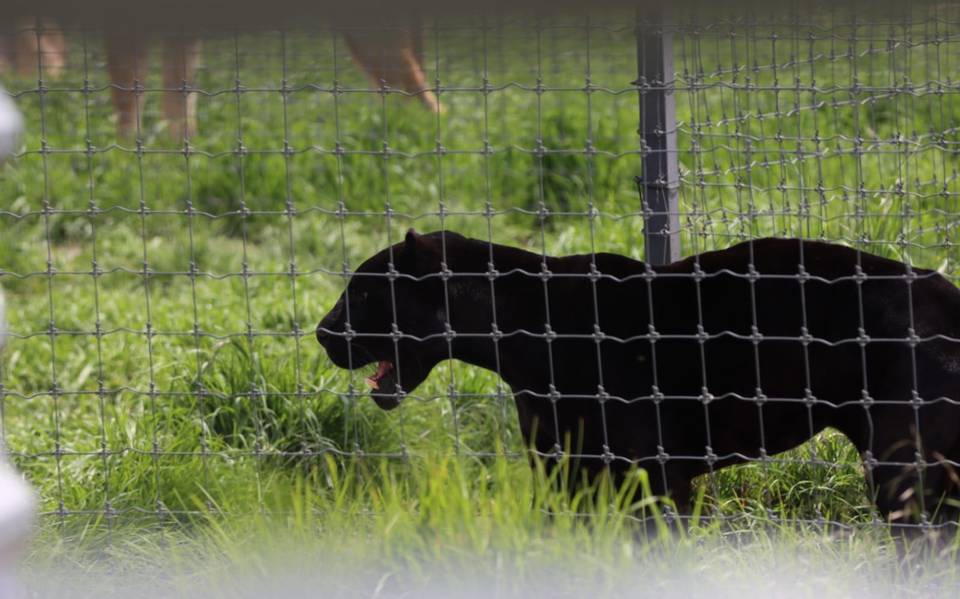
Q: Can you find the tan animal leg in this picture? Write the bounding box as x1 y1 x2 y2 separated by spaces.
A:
343 24 439 113
161 36 201 140
104 32 149 138
10 18 67 79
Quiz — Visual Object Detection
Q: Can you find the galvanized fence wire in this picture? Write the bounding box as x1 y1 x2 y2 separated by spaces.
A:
0 4 959 532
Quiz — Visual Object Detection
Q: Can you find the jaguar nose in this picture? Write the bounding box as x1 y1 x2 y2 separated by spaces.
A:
317 297 345 346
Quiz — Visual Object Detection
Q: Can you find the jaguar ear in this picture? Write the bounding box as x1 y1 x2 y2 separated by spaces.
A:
400 228 439 272
403 228 420 257
401 228 425 265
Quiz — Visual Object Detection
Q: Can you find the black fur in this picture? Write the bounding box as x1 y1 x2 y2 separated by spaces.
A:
317 230 960 525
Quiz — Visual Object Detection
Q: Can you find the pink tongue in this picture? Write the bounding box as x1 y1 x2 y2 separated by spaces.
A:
365 361 393 390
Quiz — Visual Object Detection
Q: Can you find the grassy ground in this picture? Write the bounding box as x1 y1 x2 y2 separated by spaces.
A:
3 10 960 587
21 457 960 599
22 458 957 599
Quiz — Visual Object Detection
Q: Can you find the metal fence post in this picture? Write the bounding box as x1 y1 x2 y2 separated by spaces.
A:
635 11 680 265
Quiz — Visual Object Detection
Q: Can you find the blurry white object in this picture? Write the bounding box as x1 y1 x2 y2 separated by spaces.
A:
0 449 31 554
0 86 22 162
0 130 34 595
0 286 34 599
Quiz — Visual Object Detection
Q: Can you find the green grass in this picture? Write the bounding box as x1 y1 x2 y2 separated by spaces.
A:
19 456 959 597
3 11 960 584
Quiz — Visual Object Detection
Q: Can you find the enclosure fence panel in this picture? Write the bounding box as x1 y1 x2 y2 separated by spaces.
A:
2 2 960 533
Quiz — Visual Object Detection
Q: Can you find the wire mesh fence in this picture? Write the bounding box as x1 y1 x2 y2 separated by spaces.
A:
2 2 960 533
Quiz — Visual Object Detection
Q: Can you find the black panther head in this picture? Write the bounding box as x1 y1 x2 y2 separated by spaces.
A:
316 229 468 410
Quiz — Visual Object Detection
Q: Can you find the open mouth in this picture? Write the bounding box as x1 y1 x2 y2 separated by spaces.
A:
364 360 394 391
317 335 430 412
361 359 401 411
